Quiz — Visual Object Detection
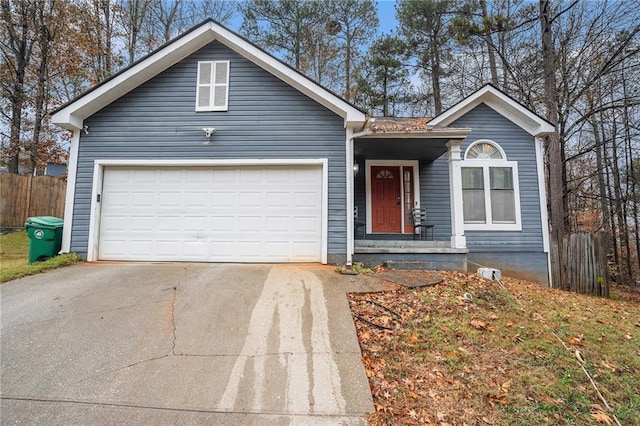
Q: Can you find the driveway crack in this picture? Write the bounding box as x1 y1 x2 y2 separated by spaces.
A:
170 285 178 356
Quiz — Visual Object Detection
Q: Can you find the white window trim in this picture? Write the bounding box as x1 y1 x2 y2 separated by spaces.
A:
195 60 229 111
464 139 507 160
462 160 522 231
364 160 420 234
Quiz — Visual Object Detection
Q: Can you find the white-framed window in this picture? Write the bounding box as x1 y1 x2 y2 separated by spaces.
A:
195 61 229 111
461 140 522 231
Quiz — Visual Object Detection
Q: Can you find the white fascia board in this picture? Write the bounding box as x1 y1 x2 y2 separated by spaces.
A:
51 113 84 131
429 86 555 137
211 24 366 127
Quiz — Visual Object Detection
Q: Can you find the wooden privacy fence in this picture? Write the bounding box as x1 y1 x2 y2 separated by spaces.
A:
0 174 66 228
550 232 609 297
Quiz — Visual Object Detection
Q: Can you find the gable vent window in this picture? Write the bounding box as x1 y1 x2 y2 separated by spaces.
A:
196 61 229 111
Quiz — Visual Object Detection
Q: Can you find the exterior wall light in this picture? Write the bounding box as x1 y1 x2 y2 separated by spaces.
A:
202 127 216 144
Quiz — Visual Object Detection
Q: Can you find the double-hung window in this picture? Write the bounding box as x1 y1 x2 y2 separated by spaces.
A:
196 61 229 111
461 140 522 231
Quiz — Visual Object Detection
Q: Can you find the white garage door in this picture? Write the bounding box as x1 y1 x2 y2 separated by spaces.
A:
98 165 323 262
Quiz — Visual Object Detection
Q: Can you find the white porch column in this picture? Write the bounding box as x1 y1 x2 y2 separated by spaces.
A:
447 140 467 249
345 128 354 266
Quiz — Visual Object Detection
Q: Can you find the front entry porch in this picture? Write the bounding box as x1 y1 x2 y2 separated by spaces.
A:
349 118 472 271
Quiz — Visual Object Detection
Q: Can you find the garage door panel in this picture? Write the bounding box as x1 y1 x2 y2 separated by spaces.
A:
131 192 154 207
99 165 323 262
294 192 320 207
293 217 319 232
182 241 207 257
159 169 182 183
106 191 130 207
240 169 263 183
129 240 153 256
265 216 289 232
266 192 289 207
266 169 289 183
133 169 155 183
157 216 182 231
158 192 183 207
212 169 235 183
239 192 263 207
185 192 209 207
294 242 320 257
185 216 208 231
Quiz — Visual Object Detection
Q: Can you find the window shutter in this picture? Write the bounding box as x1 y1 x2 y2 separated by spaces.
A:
212 61 229 110
195 61 229 111
196 62 213 110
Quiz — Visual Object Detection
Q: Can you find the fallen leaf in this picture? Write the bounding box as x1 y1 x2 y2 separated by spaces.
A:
488 394 509 405
471 320 487 329
501 381 511 393
457 346 470 356
591 410 613 425
567 335 582 346
409 333 419 345
408 408 418 419
575 350 586 364
625 335 633 341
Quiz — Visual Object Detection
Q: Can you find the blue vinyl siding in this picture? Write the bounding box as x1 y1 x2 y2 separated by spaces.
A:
422 103 544 252
71 41 347 260
420 159 452 240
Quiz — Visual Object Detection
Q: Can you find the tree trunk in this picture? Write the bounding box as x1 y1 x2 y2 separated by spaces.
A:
540 0 565 237
480 0 498 85
621 63 639 283
609 107 631 284
30 0 51 174
1 0 35 174
430 37 442 115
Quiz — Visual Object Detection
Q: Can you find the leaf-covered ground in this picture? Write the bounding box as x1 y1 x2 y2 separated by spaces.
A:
348 271 640 425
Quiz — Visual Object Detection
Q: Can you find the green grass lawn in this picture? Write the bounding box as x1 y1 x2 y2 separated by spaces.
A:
0 231 78 283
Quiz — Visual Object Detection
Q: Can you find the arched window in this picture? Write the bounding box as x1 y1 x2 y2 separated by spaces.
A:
461 140 521 230
464 140 506 160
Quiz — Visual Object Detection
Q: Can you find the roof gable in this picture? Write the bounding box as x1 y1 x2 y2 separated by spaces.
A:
51 19 366 131
428 84 555 137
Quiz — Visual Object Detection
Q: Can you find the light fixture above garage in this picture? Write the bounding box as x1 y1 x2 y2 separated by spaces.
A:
202 127 216 144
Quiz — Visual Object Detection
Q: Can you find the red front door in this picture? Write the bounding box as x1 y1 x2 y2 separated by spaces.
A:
371 166 401 233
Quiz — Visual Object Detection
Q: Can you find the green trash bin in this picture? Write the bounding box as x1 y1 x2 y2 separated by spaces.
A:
25 216 64 264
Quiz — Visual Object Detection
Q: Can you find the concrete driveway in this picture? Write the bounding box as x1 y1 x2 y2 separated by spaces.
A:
0 263 373 425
